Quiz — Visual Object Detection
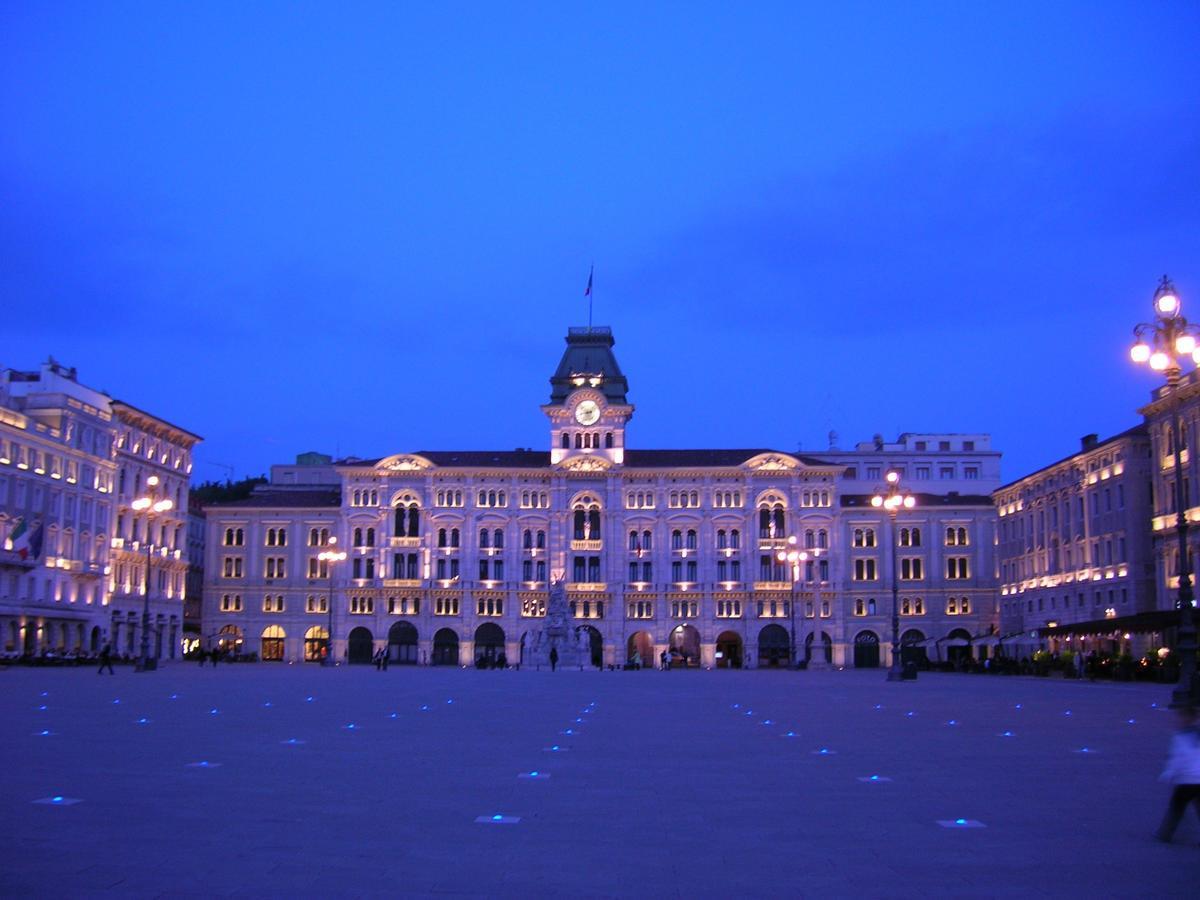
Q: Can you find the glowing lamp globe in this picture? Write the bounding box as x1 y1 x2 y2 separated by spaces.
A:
903 496 916 508
1193 347 1200 366
1177 335 1197 355
871 496 883 507
1157 292 1179 315
886 471 899 484
1150 351 1170 371
1130 342 1151 363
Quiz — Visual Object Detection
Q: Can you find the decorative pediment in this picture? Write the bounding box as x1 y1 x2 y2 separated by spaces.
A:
745 452 800 471
558 455 612 473
377 454 435 472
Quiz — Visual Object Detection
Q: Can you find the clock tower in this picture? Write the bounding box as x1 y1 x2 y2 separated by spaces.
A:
543 326 634 466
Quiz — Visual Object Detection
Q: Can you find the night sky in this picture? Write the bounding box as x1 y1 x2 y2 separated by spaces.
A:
2 2 1197 484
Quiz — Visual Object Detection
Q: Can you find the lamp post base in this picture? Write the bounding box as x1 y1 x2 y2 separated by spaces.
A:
320 658 336 668
886 667 904 682
806 653 829 671
135 658 158 673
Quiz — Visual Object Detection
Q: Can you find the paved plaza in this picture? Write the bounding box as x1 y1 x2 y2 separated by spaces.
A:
1 665 1196 898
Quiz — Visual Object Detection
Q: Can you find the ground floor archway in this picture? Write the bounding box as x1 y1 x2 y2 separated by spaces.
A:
758 624 790 667
669 623 701 667
348 626 374 664
388 621 418 664
627 630 653 668
946 628 972 665
716 630 743 668
432 628 459 666
261 625 286 661
90 625 102 653
217 624 243 656
304 625 329 662
475 623 505 663
901 629 928 667
854 630 880 668
577 624 602 668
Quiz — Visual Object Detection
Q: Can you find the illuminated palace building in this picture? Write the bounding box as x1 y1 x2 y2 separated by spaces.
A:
0 361 200 658
202 327 1000 667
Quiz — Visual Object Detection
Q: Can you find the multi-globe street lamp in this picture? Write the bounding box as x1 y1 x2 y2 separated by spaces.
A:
317 537 346 666
777 539 825 669
131 475 173 672
872 470 915 682
1130 275 1200 707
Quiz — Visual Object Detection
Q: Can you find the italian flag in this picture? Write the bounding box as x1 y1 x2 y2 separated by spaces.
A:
11 518 43 561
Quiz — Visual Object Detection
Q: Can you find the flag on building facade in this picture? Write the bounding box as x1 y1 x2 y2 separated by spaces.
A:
584 266 593 297
11 519 44 561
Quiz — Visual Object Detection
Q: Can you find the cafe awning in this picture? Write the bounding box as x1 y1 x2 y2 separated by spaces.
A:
1037 609 1181 638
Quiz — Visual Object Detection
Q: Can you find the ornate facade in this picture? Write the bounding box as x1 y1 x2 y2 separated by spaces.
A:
0 361 199 658
202 327 1000 668
993 428 1156 653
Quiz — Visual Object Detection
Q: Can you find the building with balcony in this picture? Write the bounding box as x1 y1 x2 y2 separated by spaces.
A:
994 428 1156 656
104 400 201 661
202 327 1000 668
0 360 200 659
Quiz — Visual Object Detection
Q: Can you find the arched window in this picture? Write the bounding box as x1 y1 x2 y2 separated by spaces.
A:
686 529 697 550
574 433 583 449
524 529 533 549
366 527 375 547
671 530 683 550
629 531 640 550
717 529 727 549
605 432 613 448
536 530 546 549
353 527 363 547
479 528 490 548
642 530 652 550
493 529 504 549
730 529 741 549
561 433 570 449
450 528 460 548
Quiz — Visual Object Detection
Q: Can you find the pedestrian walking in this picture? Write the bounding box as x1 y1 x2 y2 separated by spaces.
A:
1156 705 1200 842
97 642 115 675
382 651 389 671
661 649 669 671
549 646 558 672
197 648 206 667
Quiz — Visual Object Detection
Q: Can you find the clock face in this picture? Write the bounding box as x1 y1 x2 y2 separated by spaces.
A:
575 399 601 425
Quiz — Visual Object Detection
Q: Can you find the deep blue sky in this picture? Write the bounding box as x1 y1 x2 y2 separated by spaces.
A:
2 2 1197 484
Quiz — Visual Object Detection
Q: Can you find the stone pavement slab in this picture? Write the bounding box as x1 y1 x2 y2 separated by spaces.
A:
0 665 1195 898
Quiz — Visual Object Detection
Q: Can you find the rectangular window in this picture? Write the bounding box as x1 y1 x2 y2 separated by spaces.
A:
946 557 969 579
853 558 877 581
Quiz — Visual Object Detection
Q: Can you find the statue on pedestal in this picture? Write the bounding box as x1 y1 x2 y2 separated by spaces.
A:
529 576 589 669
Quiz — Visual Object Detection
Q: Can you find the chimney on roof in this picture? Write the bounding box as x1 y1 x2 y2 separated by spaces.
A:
873 433 884 450
1081 433 1098 451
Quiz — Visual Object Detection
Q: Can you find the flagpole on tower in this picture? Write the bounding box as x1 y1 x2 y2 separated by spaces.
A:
585 264 594 333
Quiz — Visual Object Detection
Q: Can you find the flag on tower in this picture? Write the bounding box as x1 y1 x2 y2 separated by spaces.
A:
584 266 593 297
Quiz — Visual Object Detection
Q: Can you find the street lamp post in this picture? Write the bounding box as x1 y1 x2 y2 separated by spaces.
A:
872 470 915 682
318 536 346 667
131 475 174 672
777 539 826 669
1130 275 1200 707
778 536 801 668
